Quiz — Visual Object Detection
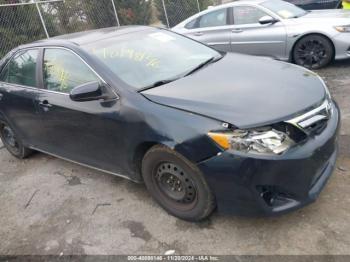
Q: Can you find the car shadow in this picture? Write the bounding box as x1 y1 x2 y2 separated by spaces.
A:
328 59 350 68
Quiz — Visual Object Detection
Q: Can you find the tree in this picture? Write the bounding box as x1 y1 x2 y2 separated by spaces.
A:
84 0 118 29
115 0 152 26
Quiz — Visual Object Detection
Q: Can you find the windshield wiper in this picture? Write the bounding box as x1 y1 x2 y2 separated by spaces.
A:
138 55 223 92
184 56 221 77
291 11 308 18
138 78 179 92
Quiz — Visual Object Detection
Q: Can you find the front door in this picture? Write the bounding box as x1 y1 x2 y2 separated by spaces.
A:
34 47 123 174
230 5 287 60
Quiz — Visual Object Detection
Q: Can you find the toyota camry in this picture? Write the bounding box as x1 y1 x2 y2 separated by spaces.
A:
0 26 340 221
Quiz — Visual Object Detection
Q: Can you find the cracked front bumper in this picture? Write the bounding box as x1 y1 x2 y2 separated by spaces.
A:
197 102 340 216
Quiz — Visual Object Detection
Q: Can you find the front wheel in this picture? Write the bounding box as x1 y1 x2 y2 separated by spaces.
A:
0 121 33 159
293 35 334 69
142 145 216 221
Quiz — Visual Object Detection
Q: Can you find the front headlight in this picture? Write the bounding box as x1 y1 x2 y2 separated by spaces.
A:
334 25 350 32
208 127 295 155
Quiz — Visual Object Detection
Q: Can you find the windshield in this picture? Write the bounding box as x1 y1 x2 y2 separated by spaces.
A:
261 0 307 19
83 29 221 90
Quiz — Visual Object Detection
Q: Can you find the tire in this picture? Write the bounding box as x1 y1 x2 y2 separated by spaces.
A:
293 34 334 69
0 121 33 159
142 145 216 221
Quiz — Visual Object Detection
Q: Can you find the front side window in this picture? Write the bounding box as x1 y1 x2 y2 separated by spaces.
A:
0 49 38 87
198 8 228 28
43 49 99 93
233 6 268 25
83 29 220 90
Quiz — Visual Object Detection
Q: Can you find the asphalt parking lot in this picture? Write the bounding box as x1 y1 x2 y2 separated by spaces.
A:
0 61 349 256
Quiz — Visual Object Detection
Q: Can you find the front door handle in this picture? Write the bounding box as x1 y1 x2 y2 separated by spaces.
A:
193 32 203 36
0 93 3 101
39 100 52 108
232 28 243 33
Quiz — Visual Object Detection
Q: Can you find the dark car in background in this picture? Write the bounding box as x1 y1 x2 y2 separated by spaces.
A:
285 0 342 9
0 26 340 221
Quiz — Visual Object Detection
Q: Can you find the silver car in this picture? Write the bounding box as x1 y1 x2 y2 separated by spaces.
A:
172 0 350 69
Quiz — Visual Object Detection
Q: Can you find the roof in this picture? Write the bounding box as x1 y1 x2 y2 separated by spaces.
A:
211 0 267 8
38 26 152 46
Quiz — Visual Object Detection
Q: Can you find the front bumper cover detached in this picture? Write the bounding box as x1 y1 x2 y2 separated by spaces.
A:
197 102 340 216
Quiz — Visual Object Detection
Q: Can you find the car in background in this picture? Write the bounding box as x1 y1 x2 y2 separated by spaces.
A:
0 26 340 221
173 0 350 69
285 0 342 10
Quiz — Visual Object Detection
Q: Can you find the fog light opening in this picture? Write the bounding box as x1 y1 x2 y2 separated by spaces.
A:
257 185 294 207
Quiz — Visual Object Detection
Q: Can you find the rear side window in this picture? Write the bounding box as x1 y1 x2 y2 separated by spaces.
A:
43 48 99 93
0 49 38 87
233 6 268 25
198 8 228 28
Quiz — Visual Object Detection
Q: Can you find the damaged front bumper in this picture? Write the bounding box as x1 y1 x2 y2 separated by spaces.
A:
197 102 340 216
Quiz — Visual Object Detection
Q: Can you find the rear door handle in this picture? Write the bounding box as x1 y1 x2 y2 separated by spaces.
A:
193 32 203 36
232 28 243 33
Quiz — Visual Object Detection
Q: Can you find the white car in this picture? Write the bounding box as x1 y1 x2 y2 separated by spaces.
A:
173 0 350 69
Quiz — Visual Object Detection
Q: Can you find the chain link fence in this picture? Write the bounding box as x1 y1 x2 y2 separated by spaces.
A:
0 0 224 59
0 1 46 58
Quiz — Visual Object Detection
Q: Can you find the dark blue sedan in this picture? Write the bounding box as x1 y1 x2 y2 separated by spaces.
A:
0 26 340 221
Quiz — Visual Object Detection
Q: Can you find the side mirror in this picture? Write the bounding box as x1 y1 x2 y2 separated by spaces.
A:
70 81 115 102
259 15 278 25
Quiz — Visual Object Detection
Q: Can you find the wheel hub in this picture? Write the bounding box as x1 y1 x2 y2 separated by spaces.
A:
155 163 196 204
297 39 326 67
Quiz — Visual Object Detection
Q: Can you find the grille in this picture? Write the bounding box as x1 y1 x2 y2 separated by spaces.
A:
286 99 332 136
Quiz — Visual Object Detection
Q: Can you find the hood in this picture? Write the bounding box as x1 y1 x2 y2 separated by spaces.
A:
142 53 326 129
295 10 350 25
303 9 350 19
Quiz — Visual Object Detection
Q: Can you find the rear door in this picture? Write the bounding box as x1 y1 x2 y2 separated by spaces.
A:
34 47 124 174
230 5 287 59
0 49 44 146
184 7 232 52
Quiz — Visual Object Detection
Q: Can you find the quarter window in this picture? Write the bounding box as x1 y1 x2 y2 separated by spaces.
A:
185 19 197 29
43 49 99 93
233 6 268 25
198 8 227 28
0 50 38 87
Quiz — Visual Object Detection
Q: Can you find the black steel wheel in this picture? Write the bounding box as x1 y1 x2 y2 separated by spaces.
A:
142 145 216 221
0 122 32 159
154 162 198 210
293 35 334 69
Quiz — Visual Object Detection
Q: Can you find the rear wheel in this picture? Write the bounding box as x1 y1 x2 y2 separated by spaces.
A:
0 121 32 159
293 34 334 69
142 145 216 221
